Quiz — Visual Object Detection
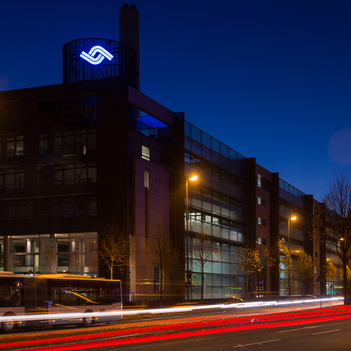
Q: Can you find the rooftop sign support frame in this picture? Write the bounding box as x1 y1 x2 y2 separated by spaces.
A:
62 38 138 88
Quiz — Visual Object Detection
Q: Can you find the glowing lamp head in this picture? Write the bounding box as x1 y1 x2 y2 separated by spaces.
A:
189 176 198 181
290 216 297 221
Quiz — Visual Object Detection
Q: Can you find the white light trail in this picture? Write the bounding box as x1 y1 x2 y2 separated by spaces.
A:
0 297 343 323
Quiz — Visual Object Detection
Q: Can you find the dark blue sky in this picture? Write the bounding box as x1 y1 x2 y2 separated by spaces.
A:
1 0 351 201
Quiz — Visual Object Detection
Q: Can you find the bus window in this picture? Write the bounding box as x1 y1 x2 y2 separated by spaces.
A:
108 282 121 304
95 281 121 305
0 278 23 307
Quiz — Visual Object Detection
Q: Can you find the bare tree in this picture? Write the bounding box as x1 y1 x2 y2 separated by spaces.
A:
234 242 262 300
190 230 219 300
265 239 293 295
98 220 130 280
319 170 351 304
147 225 179 305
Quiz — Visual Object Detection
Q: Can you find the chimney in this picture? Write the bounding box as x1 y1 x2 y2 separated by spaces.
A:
119 4 140 91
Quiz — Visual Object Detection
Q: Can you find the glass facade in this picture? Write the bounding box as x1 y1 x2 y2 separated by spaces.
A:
185 122 245 179
184 121 250 299
188 240 244 299
278 180 310 295
325 253 342 295
0 233 98 277
279 179 305 209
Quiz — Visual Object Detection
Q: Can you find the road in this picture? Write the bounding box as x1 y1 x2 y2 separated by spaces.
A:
108 318 351 351
2 299 341 337
1 300 348 351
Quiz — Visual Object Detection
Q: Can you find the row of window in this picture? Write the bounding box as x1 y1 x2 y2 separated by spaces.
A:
40 130 96 157
38 97 97 125
188 195 245 225
1 197 97 220
37 164 97 185
1 98 96 126
185 136 244 179
0 164 97 189
0 130 97 160
188 211 244 229
185 121 245 165
279 178 305 199
279 188 304 209
187 219 245 243
185 154 246 186
185 161 246 202
279 221 305 242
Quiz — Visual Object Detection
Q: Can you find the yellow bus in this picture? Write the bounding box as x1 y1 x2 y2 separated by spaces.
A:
0 272 122 332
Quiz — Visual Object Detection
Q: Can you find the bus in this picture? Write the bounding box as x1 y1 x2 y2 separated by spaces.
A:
0 272 122 333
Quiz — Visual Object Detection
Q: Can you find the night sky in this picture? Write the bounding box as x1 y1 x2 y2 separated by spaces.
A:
1 0 351 201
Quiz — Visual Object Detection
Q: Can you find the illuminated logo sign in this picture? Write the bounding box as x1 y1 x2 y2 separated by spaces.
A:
80 46 114 65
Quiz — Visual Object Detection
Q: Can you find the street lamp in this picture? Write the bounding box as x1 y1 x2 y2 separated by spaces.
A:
287 216 297 295
288 216 297 250
186 175 198 300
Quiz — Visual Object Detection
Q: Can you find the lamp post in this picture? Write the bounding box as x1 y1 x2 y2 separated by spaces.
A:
186 175 197 301
287 216 296 295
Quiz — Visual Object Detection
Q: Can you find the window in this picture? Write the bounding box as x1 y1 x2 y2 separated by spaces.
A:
0 169 24 189
144 171 149 189
313 252 319 258
5 103 23 124
37 166 51 185
189 212 201 222
256 237 267 245
257 217 266 226
257 174 262 188
4 136 24 157
257 197 266 206
142 146 150 161
160 154 170 168
39 135 48 155
53 130 96 158
53 164 97 185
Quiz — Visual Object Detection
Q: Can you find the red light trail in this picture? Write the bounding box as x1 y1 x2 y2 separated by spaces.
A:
2 305 351 351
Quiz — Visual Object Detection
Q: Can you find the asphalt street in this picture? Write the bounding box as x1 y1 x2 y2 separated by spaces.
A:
104 318 351 351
